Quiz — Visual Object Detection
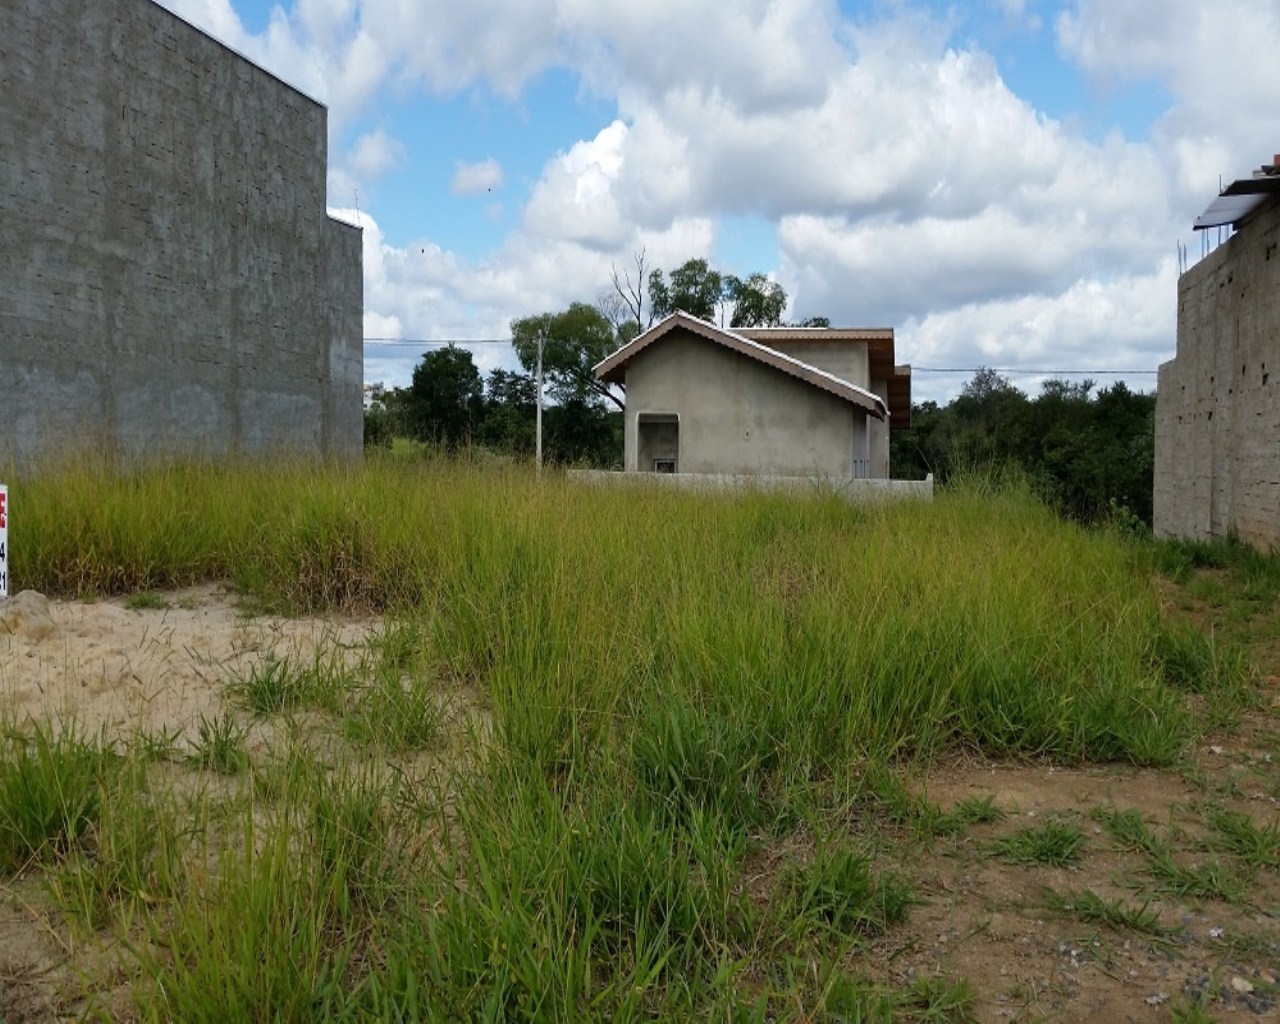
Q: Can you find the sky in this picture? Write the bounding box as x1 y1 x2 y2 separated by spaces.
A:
157 0 1280 404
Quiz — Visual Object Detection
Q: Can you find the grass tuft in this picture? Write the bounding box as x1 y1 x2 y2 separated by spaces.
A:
990 819 1086 867
1206 806 1280 870
188 711 249 775
1042 887 1168 936
784 843 916 938
125 591 170 611
905 974 979 1023
0 722 115 874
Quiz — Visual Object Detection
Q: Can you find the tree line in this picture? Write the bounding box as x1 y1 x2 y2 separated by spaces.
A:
365 349 622 467
891 368 1156 525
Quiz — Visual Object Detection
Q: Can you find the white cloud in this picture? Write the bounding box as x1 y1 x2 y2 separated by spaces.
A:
297 0 357 46
169 0 1280 404
564 0 845 115
363 310 402 339
357 0 560 97
451 159 505 196
523 122 630 247
776 133 1168 326
1057 0 1280 200
900 259 1175 403
350 129 405 180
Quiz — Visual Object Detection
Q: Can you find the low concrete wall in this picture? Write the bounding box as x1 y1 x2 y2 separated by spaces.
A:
568 469 933 503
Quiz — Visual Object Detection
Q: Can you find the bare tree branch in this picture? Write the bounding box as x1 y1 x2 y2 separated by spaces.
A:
610 248 648 335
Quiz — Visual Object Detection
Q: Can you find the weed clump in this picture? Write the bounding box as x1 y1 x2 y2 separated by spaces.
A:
0 723 115 874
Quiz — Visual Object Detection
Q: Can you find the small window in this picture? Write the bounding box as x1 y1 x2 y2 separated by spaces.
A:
653 458 677 473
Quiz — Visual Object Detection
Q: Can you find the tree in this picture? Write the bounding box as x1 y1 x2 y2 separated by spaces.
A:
609 248 652 337
890 369 1157 526
363 405 395 448
543 398 622 467
725 272 786 327
946 368 1030 470
511 303 623 410
649 258 723 322
405 345 483 448
479 369 537 455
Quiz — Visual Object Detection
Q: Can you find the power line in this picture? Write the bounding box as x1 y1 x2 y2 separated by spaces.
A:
912 367 1157 375
363 338 514 346
361 341 1160 377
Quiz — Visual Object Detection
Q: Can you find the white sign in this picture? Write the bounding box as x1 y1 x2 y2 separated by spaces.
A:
0 484 7 599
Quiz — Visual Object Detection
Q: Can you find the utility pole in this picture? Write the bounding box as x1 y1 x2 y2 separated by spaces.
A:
535 328 544 477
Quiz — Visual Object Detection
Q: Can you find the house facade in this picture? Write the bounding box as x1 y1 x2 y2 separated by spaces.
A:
1154 158 1280 549
593 313 911 480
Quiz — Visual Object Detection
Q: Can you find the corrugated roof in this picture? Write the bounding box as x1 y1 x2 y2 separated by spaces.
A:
1194 173 1280 230
593 313 889 420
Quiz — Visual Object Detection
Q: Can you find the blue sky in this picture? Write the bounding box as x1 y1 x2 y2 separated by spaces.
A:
160 0 1280 402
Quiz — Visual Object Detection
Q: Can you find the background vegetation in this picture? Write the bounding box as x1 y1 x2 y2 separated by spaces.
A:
891 368 1156 524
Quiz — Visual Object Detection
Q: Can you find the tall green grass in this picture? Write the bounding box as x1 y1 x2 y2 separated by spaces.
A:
4 454 1261 1019
11 454 1248 769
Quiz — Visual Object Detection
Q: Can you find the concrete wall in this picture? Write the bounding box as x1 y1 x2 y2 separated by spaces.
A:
749 337 890 476
763 339 870 389
868 380 890 478
569 468 933 503
1154 198 1280 548
622 328 869 479
0 0 362 465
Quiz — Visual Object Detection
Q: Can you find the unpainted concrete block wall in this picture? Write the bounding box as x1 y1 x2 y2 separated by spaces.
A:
0 0 362 465
1154 198 1280 549
623 329 866 479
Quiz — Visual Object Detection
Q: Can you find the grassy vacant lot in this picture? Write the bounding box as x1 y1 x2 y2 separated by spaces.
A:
1 455 1276 1021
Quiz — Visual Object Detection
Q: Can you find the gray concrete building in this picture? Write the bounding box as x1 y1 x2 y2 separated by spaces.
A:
0 0 363 466
1154 159 1280 549
594 313 912 480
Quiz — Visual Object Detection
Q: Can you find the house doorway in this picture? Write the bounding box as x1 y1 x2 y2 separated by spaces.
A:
637 413 679 472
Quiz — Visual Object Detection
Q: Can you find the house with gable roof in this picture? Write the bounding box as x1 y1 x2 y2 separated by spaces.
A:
592 312 913 481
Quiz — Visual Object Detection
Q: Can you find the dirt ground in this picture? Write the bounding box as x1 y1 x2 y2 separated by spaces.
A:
1 586 1277 1022
865 724 1280 1022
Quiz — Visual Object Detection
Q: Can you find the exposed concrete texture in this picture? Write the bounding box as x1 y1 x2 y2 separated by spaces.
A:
0 0 362 465
753 336 891 475
760 339 871 389
622 329 864 478
1155 198 1280 549
868 380 890 479
569 469 933 503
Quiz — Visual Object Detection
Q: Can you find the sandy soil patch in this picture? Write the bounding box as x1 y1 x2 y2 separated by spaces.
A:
1 585 379 745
